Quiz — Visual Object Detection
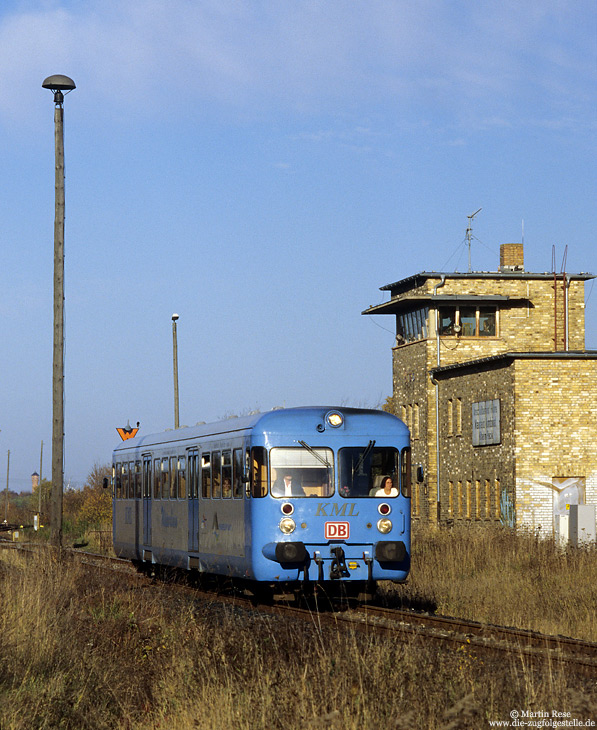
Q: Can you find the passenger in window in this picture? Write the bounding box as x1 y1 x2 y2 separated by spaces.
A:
271 471 305 497
222 477 232 499
370 476 399 497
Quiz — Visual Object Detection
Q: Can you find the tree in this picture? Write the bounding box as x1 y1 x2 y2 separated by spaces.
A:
77 462 112 528
382 395 397 415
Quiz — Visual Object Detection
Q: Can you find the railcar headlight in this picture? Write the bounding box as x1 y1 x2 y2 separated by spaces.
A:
325 410 344 428
377 518 392 534
279 517 296 535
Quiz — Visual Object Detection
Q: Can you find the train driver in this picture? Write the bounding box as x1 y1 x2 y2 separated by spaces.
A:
271 470 306 497
370 476 399 498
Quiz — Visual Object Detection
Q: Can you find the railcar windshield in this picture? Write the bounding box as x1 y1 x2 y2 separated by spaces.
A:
338 445 400 498
270 446 334 498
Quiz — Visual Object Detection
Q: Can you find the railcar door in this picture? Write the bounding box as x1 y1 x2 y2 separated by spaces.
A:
188 449 199 552
142 455 152 546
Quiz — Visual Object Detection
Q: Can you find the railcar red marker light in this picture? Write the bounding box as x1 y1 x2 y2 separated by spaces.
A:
378 503 391 515
281 502 294 515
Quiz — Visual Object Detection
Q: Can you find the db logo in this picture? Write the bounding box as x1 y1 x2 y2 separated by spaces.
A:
324 522 350 540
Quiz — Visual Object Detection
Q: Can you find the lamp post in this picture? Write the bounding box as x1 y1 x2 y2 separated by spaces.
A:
42 74 76 548
172 314 180 429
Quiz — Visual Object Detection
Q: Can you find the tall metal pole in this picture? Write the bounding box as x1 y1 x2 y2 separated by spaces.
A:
466 208 482 273
43 75 76 549
51 96 65 547
172 314 180 429
39 440 44 517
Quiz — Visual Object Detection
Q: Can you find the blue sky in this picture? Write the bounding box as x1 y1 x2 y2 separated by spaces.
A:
1 0 595 491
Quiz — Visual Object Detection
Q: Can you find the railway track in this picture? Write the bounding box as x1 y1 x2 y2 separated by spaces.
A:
3 543 597 675
350 604 597 674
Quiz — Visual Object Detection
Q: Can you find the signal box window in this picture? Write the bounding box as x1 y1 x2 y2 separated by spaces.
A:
479 308 496 336
338 446 399 498
460 307 476 337
396 306 430 344
251 447 267 498
438 308 456 335
270 447 334 498
438 305 497 337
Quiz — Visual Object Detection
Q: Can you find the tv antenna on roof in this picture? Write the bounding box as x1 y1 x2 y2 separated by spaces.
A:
466 208 482 272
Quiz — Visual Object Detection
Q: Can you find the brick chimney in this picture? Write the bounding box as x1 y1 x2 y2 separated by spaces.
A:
500 243 524 272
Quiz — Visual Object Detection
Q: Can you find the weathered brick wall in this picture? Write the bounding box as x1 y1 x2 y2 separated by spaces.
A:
513 358 597 535
403 275 588 363
434 362 516 524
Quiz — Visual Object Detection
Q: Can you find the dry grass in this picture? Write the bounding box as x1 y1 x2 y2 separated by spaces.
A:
382 523 597 641
0 528 595 729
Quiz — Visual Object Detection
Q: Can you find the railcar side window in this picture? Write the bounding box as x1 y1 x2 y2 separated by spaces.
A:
251 447 267 498
222 451 232 498
122 462 130 498
212 451 222 498
269 447 334 498
153 458 161 499
161 458 170 499
233 449 243 499
178 456 186 499
245 448 251 498
168 457 177 499
115 462 122 499
134 461 142 499
201 453 211 498
401 447 411 498
187 450 198 499
338 446 399 498
142 457 151 499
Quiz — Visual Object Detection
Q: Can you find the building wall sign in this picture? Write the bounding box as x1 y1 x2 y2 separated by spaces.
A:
472 399 501 446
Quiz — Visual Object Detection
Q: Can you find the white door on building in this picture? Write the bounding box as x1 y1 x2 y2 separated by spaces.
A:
552 476 585 522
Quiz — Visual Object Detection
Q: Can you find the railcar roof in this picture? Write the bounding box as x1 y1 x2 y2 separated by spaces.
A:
112 406 404 455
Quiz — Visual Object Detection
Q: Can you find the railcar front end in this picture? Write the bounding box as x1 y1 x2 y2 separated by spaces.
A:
247 408 411 595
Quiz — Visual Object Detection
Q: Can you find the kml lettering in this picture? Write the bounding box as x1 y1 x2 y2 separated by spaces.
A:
316 503 360 517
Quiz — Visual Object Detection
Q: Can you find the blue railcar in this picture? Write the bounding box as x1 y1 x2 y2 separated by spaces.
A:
111 406 411 597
